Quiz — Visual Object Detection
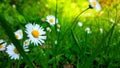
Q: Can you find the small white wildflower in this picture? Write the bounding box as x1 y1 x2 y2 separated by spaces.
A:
55 40 58 45
14 29 23 40
12 4 16 8
85 27 92 34
46 27 51 32
23 39 30 52
78 22 83 27
46 15 58 26
100 28 103 33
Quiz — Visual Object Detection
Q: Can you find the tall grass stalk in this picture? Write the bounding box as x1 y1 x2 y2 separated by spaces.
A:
71 7 89 29
53 0 58 67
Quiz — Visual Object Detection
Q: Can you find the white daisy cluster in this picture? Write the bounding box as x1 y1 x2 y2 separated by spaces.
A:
1 15 60 60
0 21 48 60
1 29 23 60
0 39 20 60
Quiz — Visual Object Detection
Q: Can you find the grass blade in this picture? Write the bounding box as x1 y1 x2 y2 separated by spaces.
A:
71 29 81 51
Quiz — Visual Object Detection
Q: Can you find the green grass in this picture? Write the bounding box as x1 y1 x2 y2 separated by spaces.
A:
0 0 120 68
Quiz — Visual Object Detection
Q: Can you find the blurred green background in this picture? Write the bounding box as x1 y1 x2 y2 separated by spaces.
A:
0 0 120 68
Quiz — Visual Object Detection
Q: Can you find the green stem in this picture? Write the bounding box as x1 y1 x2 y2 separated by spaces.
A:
71 7 90 29
60 7 89 42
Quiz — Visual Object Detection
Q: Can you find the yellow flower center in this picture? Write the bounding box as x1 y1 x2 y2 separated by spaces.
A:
31 30 40 38
15 34 19 39
0 45 3 48
49 18 54 23
92 2 97 7
25 41 29 44
14 48 19 54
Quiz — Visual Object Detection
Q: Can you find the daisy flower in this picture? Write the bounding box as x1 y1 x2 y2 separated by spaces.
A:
6 43 20 60
14 29 23 40
0 39 7 51
23 39 30 52
23 39 30 46
89 0 101 11
25 23 46 46
85 27 92 34
46 15 58 26
78 22 83 27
